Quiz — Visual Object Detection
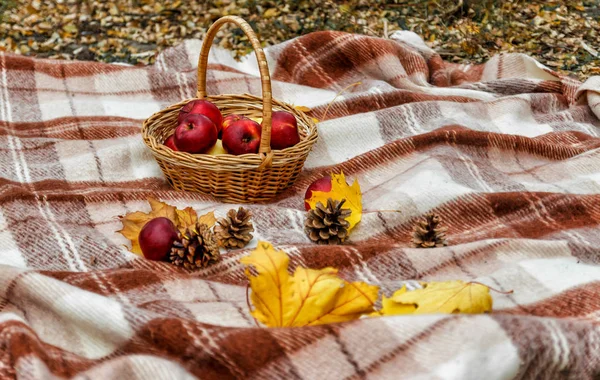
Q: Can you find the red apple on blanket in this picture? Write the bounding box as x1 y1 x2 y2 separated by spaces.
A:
174 114 218 154
269 111 300 150
139 217 178 261
178 100 223 135
222 114 247 137
304 176 332 211
164 135 179 151
222 119 262 155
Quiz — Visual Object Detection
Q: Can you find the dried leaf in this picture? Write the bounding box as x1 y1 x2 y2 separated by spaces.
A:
117 218 146 255
117 198 214 255
197 211 216 228
294 105 311 113
307 172 362 231
147 197 177 222
241 241 379 327
294 105 319 123
62 23 78 34
263 8 279 18
375 286 417 316
383 280 493 315
175 207 197 231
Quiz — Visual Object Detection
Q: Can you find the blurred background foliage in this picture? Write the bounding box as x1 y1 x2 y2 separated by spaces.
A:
0 0 598 79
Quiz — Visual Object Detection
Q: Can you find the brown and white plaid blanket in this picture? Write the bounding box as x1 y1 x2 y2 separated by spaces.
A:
1 30 600 379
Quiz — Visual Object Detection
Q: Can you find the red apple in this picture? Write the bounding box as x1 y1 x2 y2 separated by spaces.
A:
269 111 300 150
174 114 218 154
178 100 223 135
304 176 332 210
222 119 262 155
164 135 178 151
222 114 247 137
139 217 178 261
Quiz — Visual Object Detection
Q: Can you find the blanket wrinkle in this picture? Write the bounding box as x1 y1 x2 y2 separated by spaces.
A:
0 30 599 379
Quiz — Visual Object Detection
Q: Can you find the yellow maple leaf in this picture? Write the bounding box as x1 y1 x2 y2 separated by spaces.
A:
389 280 493 315
117 198 177 256
174 207 215 232
293 105 319 123
197 211 216 228
117 218 146 255
175 207 197 231
307 172 362 231
241 241 379 327
117 198 215 255
294 105 311 113
374 286 417 316
148 197 177 222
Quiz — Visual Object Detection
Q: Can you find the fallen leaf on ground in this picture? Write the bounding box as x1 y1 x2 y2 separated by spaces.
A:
307 172 362 231
241 241 379 327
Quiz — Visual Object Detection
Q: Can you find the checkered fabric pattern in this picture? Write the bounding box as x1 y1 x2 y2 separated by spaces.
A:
1 30 600 379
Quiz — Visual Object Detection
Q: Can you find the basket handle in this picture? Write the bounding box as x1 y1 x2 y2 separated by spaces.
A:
197 16 272 155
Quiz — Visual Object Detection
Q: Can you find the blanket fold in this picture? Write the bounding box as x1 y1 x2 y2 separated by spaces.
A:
0 30 599 379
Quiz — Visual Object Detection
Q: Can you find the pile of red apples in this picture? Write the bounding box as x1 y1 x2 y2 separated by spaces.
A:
164 100 301 155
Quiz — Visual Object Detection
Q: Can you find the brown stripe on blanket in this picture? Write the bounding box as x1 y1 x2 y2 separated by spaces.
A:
0 116 142 139
499 281 600 318
308 90 480 121
121 319 291 379
2 52 127 77
0 178 171 201
493 314 600 378
0 320 97 377
275 32 432 89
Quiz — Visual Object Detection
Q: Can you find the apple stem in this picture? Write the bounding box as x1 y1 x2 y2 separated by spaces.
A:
321 81 362 120
469 281 514 294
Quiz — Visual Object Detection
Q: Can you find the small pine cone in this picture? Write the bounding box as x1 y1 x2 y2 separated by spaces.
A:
305 198 351 245
170 223 220 269
215 207 254 249
411 213 448 248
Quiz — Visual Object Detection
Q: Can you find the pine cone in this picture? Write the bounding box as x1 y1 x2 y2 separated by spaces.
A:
170 223 220 269
215 207 254 249
305 198 351 245
411 213 448 248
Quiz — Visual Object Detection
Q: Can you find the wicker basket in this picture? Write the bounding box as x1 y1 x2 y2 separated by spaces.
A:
142 16 318 203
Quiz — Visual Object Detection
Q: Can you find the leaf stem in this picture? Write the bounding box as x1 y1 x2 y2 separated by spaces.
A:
469 281 514 294
362 209 402 214
321 81 362 120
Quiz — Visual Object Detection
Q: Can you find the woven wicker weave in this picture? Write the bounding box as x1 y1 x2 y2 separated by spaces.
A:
142 16 318 203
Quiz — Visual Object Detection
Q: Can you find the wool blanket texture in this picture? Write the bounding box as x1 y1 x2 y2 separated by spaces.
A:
1 30 600 380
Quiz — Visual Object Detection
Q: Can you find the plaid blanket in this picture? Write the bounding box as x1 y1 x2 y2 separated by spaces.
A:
1 30 600 379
